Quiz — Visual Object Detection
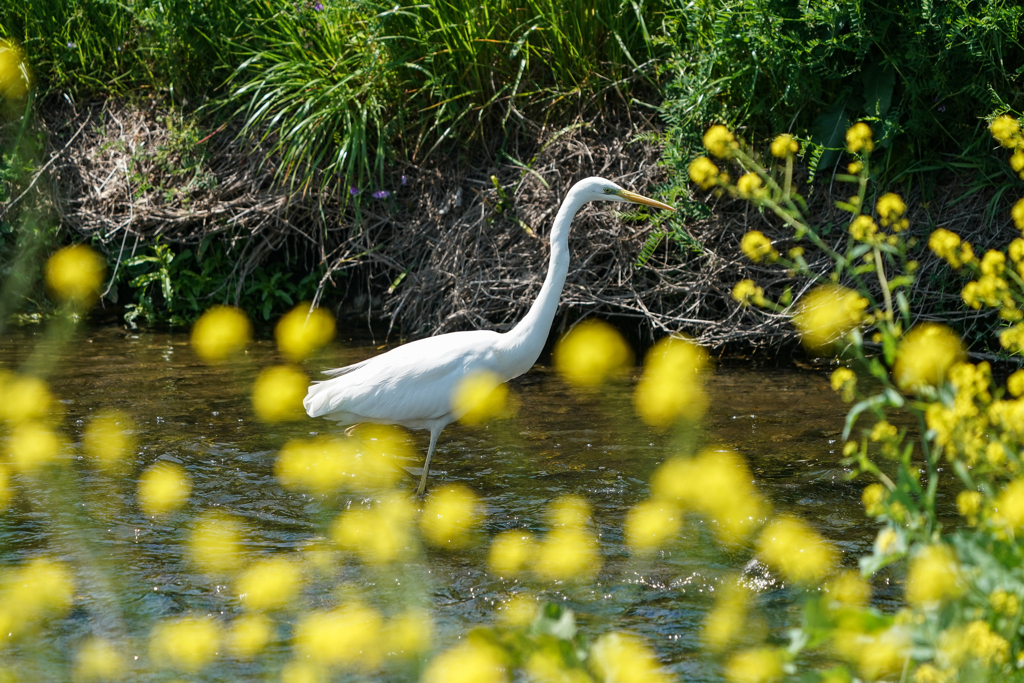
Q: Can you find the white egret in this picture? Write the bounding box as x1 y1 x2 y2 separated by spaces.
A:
304 176 674 495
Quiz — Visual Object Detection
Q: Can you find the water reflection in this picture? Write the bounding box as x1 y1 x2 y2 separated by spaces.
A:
0 325 884 680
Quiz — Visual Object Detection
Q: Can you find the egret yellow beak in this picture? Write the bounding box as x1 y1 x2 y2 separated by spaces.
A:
616 189 675 211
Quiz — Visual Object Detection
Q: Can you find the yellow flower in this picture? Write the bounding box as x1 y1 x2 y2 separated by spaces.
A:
1010 238 1024 263
990 115 1021 148
188 511 243 574
703 124 737 158
861 483 885 516
137 462 191 515
487 531 534 576
422 639 507 683
624 499 681 554
453 371 511 425
1001 323 1024 354
252 365 308 422
149 615 220 673
830 367 856 401
553 319 633 387
386 609 433 658
688 156 721 190
770 134 799 159
1008 369 1024 396
1013 198 1024 231
332 496 417 564
994 479 1024 532
892 323 965 393
293 603 383 669
1011 149 1024 177
590 632 671 683
825 570 871 609
845 122 874 154
0 39 32 101
981 249 1006 276
956 490 981 523
45 245 106 305
791 285 868 353
237 556 301 611
702 581 750 651
847 160 863 174
228 613 274 659
548 494 592 528
876 192 908 231
191 306 251 362
740 230 778 263
498 593 538 626
905 544 964 607
724 647 784 683
0 372 54 424
420 483 481 548
928 228 974 269
7 421 61 472
633 336 710 427
83 411 135 470
756 515 837 584
990 589 1019 616
731 279 765 307
534 527 600 582
1 558 75 636
848 215 878 242
275 303 335 362
736 172 766 199
74 637 125 682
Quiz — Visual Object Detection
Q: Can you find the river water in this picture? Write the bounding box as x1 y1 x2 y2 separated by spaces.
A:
0 324 890 681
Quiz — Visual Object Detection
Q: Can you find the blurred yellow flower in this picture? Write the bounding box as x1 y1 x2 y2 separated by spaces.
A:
830 367 856 402
228 613 274 659
981 249 1006 276
84 411 135 470
1009 369 1024 397
990 589 1019 616
74 637 125 682
0 466 10 509
590 632 671 683
731 279 766 307
928 228 974 268
45 245 106 305
150 615 220 672
825 570 871 610
0 373 53 424
740 231 778 263
189 511 243 574
276 436 359 493
7 421 61 472
848 215 878 242
385 609 433 658
956 489 981 524
137 462 191 515
488 530 535 576
276 303 336 362
736 172 766 199
847 160 863 174
688 156 721 190
703 124 737 158
845 122 874 154
634 336 710 427
905 544 964 607
547 494 592 528
279 660 324 683
0 39 31 101
1 558 74 637
994 479 1024 532
990 115 1021 148
876 193 908 231
498 593 538 627
534 527 600 582
770 134 799 159
1001 322 1024 354
724 647 784 683
1013 198 1024 231
252 365 308 422
422 639 507 683
293 603 383 669
453 371 510 425
553 319 633 387
332 495 417 564
420 483 481 548
756 516 837 584
624 499 681 554
191 306 251 363
861 483 885 516
791 285 867 353
237 556 301 611
892 323 965 393
702 581 750 651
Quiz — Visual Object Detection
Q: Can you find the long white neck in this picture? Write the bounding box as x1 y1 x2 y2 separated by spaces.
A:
499 182 593 377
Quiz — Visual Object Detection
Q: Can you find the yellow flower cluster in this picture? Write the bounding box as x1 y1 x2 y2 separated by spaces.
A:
0 39 32 101
150 615 220 673
420 483 481 548
991 114 1022 148
422 638 506 683
45 245 107 306
740 231 778 263
688 156 724 190
703 124 737 159
928 228 975 269
791 285 868 352
237 556 302 611
590 632 672 683
276 431 406 494
736 172 766 199
702 580 752 651
453 370 512 425
633 336 710 427
533 495 601 582
275 303 335 362
0 558 74 640
553 319 633 387
905 544 964 607
333 495 417 564
892 323 965 394
732 279 766 307
651 448 766 543
876 192 909 231
191 306 252 362
1014 197 1024 231
829 367 856 402
770 134 799 159
252 365 309 422
833 626 909 682
756 515 837 585
845 122 874 154
189 511 243 574
848 215 878 243
1001 322 1024 354
138 462 191 515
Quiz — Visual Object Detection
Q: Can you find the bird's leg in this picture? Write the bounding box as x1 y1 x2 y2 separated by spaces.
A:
416 428 442 497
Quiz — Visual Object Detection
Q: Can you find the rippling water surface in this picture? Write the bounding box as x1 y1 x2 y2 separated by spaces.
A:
0 325 890 680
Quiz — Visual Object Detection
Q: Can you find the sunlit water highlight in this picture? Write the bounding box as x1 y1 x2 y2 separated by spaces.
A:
0 325 894 680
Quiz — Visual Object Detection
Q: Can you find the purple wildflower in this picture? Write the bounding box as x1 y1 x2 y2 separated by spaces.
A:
373 190 391 199
67 42 77 49
400 175 408 187
314 2 324 10
349 186 360 196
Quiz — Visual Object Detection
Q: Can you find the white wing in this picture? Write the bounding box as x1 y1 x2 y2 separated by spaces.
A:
304 330 505 428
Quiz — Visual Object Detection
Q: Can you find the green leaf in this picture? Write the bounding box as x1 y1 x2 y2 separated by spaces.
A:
810 100 849 171
862 62 895 119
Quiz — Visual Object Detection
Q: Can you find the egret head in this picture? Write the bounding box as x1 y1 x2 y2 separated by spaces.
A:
576 177 674 211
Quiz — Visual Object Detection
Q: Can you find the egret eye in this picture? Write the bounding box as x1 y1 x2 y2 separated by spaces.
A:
603 187 615 195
